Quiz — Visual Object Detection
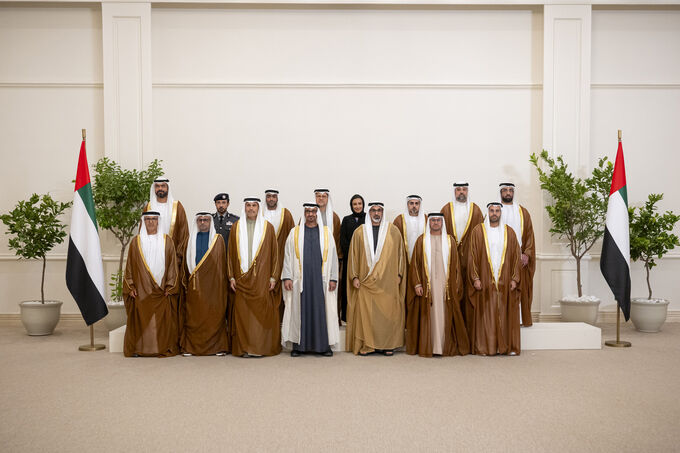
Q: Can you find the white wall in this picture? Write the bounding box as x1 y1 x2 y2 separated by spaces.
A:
0 5 110 315
589 7 680 311
151 6 543 226
0 3 678 318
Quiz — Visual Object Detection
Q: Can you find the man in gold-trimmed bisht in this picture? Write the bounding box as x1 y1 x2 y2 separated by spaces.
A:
406 213 469 357
281 203 339 356
467 202 521 356
499 182 536 327
180 212 229 356
227 197 281 357
346 202 407 356
262 189 295 320
440 182 484 340
123 211 180 357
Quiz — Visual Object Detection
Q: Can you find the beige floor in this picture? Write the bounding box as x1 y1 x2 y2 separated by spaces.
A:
1 319 678 453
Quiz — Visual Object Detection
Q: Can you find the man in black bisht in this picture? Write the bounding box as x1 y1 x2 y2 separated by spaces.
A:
339 194 366 323
212 193 239 258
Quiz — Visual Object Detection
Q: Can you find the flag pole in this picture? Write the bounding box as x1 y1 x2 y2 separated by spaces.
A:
605 129 631 348
77 128 106 352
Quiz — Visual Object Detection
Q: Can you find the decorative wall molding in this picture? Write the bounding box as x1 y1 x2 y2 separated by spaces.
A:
102 2 153 169
0 82 103 88
152 82 543 89
538 311 680 323
591 83 680 89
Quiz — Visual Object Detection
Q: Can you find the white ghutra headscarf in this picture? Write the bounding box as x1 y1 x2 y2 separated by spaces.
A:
402 195 426 260
499 182 522 248
423 213 450 281
186 212 217 275
484 203 506 283
237 197 266 274
314 189 336 237
363 202 389 273
263 189 283 234
139 211 166 286
148 178 175 236
452 181 472 242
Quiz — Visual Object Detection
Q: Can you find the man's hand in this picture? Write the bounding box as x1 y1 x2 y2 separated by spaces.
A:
283 280 293 291
129 289 137 299
415 285 424 297
230 279 236 292
521 254 529 267
329 281 337 292
473 279 482 291
269 280 276 291
164 290 171 297
510 280 518 291
353 278 360 289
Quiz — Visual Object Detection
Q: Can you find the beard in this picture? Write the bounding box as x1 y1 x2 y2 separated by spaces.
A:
489 215 500 223
456 194 467 203
155 190 168 199
266 201 277 209
501 194 513 203
216 206 226 214
372 216 382 223
408 209 419 216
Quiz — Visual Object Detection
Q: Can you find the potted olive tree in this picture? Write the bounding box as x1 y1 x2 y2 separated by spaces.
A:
91 157 163 330
530 150 613 324
1 194 71 335
628 193 679 332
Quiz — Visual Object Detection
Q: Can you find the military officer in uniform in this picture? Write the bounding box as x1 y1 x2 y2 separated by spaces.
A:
213 193 239 257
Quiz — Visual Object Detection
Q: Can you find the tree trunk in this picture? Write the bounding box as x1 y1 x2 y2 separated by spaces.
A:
575 256 582 298
118 239 126 280
646 262 652 300
41 256 46 304
117 238 130 302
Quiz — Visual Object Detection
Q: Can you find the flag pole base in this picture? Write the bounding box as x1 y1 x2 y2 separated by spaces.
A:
605 340 631 348
79 343 106 351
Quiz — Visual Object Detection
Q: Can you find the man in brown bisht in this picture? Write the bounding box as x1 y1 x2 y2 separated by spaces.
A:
227 197 281 357
467 202 521 356
440 181 483 339
123 211 180 357
346 202 407 356
499 182 536 327
144 178 189 271
181 212 229 356
262 189 295 319
406 213 469 357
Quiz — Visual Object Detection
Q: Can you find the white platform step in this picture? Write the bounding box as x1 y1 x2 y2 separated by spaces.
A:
521 322 601 350
109 322 602 353
109 325 126 353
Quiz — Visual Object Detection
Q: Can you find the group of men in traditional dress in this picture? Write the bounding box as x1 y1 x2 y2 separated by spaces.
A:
122 178 535 359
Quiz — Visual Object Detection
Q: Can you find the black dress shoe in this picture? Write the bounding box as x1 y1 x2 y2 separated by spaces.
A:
291 350 302 357
322 350 333 357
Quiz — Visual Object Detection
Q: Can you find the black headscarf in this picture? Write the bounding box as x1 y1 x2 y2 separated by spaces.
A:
349 194 366 221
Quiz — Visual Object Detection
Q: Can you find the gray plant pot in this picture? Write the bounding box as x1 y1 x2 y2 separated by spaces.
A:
630 298 669 333
104 302 127 331
560 299 601 325
19 300 63 336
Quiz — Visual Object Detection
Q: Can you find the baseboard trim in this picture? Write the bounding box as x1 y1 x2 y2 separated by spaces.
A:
537 310 680 323
0 313 85 322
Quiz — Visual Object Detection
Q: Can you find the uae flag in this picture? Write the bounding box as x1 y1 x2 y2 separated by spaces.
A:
600 138 631 321
65 138 108 325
